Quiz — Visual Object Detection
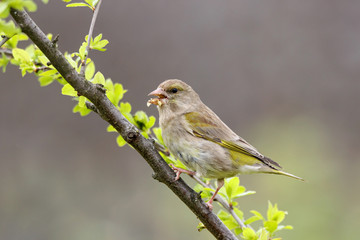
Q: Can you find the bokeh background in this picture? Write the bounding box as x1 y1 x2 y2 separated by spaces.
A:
1 0 360 239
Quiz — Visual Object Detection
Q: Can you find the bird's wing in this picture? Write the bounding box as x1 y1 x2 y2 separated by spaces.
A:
184 111 282 170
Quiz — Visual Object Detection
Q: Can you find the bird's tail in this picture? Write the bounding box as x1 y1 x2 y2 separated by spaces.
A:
270 169 305 181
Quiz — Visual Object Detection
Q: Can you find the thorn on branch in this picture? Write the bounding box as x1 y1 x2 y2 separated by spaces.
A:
51 34 59 48
152 172 161 182
95 83 106 94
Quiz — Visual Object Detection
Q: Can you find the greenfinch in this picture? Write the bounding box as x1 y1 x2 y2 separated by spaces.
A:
148 79 303 209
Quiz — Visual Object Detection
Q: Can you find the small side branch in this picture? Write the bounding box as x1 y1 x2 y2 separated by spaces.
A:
0 36 10 47
80 0 102 76
0 48 13 57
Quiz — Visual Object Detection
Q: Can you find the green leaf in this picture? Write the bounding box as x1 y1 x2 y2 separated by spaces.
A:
22 1 37 12
0 20 21 36
250 210 264 220
12 48 32 64
258 228 269 240
233 190 256 199
145 116 156 129
134 111 149 130
113 83 126 104
196 222 206 232
272 211 286 224
72 104 91 116
89 0 99 7
152 127 164 145
119 102 132 114
38 76 54 87
37 55 51 67
66 3 91 8
39 69 57 76
225 177 239 200
116 135 126 147
242 227 257 240
0 3 9 18
244 215 262 225
78 96 86 107
93 71 105 85
90 34 109 51
107 125 117 132
85 61 95 80
65 53 77 68
277 225 293 231
61 83 77 96
264 220 278 233
5 33 28 48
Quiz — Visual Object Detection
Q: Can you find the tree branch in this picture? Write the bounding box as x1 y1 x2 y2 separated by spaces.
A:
10 8 238 240
0 48 13 57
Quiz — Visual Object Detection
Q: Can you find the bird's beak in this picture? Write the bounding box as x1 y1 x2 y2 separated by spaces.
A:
147 88 168 107
148 88 167 99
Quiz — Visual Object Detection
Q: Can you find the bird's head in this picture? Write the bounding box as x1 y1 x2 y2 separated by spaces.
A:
148 79 200 113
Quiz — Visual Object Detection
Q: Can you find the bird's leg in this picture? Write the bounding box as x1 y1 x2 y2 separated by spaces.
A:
206 178 225 211
169 164 195 181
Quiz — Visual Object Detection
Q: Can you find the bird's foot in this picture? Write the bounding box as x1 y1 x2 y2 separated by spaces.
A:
169 164 195 181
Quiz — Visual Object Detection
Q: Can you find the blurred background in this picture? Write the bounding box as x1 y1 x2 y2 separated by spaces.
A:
1 0 360 239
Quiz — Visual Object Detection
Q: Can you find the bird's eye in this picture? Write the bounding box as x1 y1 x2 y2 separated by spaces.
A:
170 88 178 93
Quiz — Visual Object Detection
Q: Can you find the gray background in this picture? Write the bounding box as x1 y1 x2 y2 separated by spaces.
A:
1 0 359 239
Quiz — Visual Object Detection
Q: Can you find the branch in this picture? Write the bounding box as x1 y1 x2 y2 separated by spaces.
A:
10 8 238 240
80 0 102 76
0 48 13 57
0 36 10 47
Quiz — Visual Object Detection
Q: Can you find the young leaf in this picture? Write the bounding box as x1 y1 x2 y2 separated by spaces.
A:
107 125 117 132
61 83 77 96
78 96 86 107
116 135 126 147
258 228 269 240
38 75 54 87
66 3 91 8
85 61 95 80
264 220 278 233
12 48 32 64
72 104 91 116
242 227 257 240
120 102 132 114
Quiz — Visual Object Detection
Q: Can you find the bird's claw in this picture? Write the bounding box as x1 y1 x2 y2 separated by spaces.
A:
169 164 195 181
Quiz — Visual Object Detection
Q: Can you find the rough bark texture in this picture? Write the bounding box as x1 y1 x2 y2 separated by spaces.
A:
10 8 238 240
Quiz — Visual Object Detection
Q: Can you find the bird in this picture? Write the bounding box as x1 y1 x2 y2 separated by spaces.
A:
148 79 303 210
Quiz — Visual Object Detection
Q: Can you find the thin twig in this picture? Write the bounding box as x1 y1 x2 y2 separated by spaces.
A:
192 175 252 230
0 48 13 57
0 36 10 47
80 0 102 76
